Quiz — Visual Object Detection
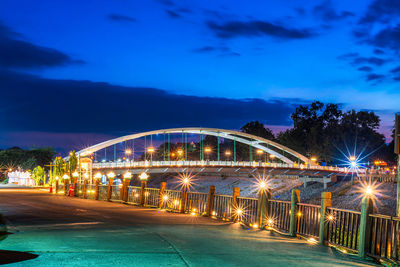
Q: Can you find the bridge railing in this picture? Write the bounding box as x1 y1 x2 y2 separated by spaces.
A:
92 160 354 173
62 182 399 264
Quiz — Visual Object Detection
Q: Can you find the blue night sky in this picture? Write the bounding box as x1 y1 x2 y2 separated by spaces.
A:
0 0 399 152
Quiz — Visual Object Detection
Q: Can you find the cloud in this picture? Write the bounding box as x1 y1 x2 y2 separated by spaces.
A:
391 66 400 73
366 73 385 81
157 0 175 7
337 52 358 60
107 14 136 23
206 20 316 39
313 0 354 22
358 66 373 72
358 0 400 25
0 22 84 69
191 45 239 57
374 49 385 55
166 10 181 18
367 24 400 50
352 56 388 66
0 70 296 138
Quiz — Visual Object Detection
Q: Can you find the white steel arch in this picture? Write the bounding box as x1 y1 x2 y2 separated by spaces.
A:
74 128 313 165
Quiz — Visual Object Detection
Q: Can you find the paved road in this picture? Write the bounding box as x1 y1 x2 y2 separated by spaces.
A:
0 189 375 266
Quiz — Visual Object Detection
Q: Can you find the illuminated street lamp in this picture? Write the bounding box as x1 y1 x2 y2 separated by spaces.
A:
269 154 276 163
139 172 149 181
107 171 116 179
94 172 102 179
147 147 155 161
204 147 212 160
123 171 132 179
62 174 69 180
125 149 132 155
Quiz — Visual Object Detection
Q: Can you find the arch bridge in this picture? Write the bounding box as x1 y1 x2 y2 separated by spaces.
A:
71 127 357 188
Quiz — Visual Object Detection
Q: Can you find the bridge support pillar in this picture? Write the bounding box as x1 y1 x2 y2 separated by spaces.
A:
158 182 166 209
358 196 374 258
82 180 88 199
107 179 113 201
140 180 147 206
94 179 100 200
318 192 331 245
206 185 216 216
232 187 240 222
256 190 270 229
289 189 300 237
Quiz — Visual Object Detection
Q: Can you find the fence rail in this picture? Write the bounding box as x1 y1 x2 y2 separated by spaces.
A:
237 197 258 226
368 214 400 263
144 188 160 207
86 184 96 199
99 185 108 201
326 207 361 251
162 189 182 211
186 192 208 214
213 194 233 220
127 186 141 204
297 203 320 238
268 200 291 232
111 185 121 201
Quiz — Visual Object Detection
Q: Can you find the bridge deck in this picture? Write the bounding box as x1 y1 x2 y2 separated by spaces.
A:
0 188 373 266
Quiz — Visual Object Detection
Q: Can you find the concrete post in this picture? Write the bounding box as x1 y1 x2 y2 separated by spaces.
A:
158 182 167 208
94 179 100 200
140 180 147 206
82 180 88 199
180 186 189 213
232 187 240 222
257 190 271 229
206 185 216 216
55 180 59 194
122 179 130 202
72 177 78 197
289 189 300 237
107 178 113 201
358 196 374 258
319 192 332 245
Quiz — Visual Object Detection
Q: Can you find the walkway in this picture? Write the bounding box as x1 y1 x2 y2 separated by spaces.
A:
0 189 375 266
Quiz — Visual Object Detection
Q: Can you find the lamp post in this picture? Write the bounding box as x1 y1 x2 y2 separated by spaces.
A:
256 149 264 162
204 147 211 161
147 147 155 162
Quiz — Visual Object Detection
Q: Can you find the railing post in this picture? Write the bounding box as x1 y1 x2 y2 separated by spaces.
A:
289 189 300 237
94 179 100 200
121 178 130 202
72 177 78 197
158 182 167 208
64 181 68 196
180 186 188 213
232 187 240 221
257 190 271 229
358 196 374 258
140 180 147 206
55 179 59 194
107 178 113 201
319 192 332 245
82 180 88 199
206 185 216 216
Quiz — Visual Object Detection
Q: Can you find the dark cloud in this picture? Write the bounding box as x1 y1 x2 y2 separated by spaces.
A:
366 73 385 81
207 20 316 39
391 66 400 73
0 22 84 69
359 0 400 25
191 46 239 57
373 49 385 55
352 56 388 66
218 51 240 57
176 8 192 13
0 70 295 136
107 14 136 23
157 0 175 7
313 0 354 22
166 10 181 18
367 24 400 50
358 66 373 72
394 75 400 81
337 52 358 60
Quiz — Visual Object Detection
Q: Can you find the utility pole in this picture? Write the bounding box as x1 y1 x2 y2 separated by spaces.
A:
395 114 400 217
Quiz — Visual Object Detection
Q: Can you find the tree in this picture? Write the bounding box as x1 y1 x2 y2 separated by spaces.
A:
66 150 78 176
30 166 45 186
241 121 275 141
53 157 65 183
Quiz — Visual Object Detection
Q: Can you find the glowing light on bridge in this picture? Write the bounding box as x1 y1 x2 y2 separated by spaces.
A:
147 147 155 153
256 149 264 155
123 172 132 179
139 172 149 181
125 149 132 155
204 147 212 153
176 171 197 191
107 171 116 179
225 150 231 156
94 172 102 179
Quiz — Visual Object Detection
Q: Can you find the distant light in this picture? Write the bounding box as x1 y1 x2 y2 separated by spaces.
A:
225 150 231 156
311 157 317 162
107 171 116 179
204 147 212 153
72 171 79 178
365 185 373 196
125 149 132 155
351 161 357 167
236 208 243 215
62 174 69 180
327 215 334 221
256 149 263 154
55 176 59 181
349 155 356 161
177 149 183 155
269 154 276 159
94 172 102 179
259 181 267 190
147 147 155 153
163 195 168 201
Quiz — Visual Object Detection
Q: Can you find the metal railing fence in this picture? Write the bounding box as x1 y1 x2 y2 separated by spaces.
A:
297 203 321 238
268 200 291 232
